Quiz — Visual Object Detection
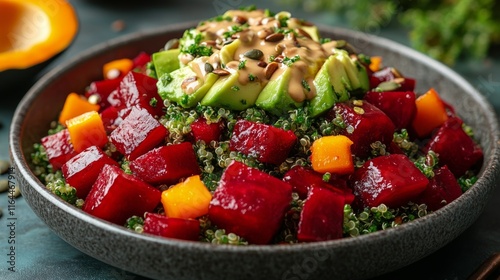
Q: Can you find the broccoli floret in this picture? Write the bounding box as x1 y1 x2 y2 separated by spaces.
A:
46 179 82 206
125 216 144 233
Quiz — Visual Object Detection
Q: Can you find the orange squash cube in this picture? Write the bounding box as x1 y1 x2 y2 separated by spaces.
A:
161 175 212 219
311 135 354 175
66 111 108 153
58 92 100 125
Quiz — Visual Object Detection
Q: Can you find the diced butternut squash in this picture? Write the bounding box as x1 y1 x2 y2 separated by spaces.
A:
66 111 108 153
411 88 449 138
369 56 382 72
311 135 354 174
58 92 100 125
161 175 212 219
103 58 134 79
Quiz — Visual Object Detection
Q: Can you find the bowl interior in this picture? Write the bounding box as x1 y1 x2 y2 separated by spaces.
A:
10 22 500 280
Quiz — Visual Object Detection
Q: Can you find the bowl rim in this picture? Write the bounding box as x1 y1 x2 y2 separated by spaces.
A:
9 21 500 256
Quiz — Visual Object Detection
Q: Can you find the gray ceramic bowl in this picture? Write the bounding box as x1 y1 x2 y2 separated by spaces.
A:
10 22 500 280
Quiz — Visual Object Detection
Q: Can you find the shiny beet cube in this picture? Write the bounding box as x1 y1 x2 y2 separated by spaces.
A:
190 117 223 144
425 117 483 177
282 165 354 204
114 71 163 117
82 164 161 225
328 101 395 158
297 187 345 242
230 119 297 165
85 78 121 110
110 106 168 160
364 91 417 130
143 213 200 241
130 142 201 185
350 154 429 208
62 146 119 199
208 161 293 244
416 166 463 211
41 129 77 170
369 67 415 92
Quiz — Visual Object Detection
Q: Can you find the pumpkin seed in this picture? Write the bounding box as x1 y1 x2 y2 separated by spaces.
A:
0 160 10 174
205 63 214 73
0 180 8 193
243 49 264 60
213 69 230 76
376 81 401 92
164 38 179 50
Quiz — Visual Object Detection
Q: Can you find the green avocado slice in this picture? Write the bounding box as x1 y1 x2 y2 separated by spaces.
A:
200 71 263 110
255 67 303 116
152 48 181 79
157 62 218 108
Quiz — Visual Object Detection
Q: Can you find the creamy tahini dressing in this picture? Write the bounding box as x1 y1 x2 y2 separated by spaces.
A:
180 9 332 103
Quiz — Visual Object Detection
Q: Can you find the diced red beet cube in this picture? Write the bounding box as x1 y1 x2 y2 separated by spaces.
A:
61 146 119 199
297 187 345 242
230 119 297 165
364 91 417 130
190 117 223 144
130 142 201 185
143 213 200 241
369 67 415 92
41 129 77 170
327 101 395 158
132 51 151 74
425 117 483 177
115 71 163 117
416 166 463 211
110 106 168 160
85 78 121 110
350 154 429 208
82 164 161 225
282 165 354 204
100 106 120 133
208 161 292 244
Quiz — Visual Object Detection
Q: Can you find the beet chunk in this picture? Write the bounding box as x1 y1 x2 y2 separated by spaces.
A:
282 165 354 204
130 142 201 185
62 146 119 199
416 166 463 211
230 119 297 165
369 67 416 92
425 117 483 177
208 161 292 244
110 106 168 160
83 164 161 225
190 117 223 144
41 129 77 170
110 71 163 118
143 213 200 241
364 91 417 130
328 101 395 158
350 154 429 208
297 187 345 242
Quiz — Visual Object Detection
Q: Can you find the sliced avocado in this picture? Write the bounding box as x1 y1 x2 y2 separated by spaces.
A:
157 61 218 108
152 48 181 78
308 50 369 117
255 67 303 116
219 39 240 65
336 50 369 98
200 71 262 110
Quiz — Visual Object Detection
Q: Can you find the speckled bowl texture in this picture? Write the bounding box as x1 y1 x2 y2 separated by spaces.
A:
10 22 500 280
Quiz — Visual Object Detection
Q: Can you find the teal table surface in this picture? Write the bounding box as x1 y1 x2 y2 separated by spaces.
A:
1 1 499 279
